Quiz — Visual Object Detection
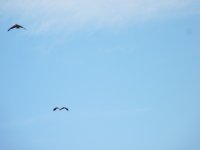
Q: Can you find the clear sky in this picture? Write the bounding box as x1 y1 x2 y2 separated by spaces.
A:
0 0 200 150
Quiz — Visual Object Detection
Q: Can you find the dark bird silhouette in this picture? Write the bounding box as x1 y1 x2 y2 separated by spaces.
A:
53 107 69 111
8 24 26 31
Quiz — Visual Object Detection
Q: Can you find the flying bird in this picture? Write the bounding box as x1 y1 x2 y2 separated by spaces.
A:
53 107 69 111
8 24 26 31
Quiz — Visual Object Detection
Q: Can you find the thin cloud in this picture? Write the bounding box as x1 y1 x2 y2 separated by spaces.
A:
1 0 199 33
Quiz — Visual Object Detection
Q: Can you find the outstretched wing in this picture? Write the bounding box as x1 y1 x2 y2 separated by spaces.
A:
53 107 59 111
8 24 17 31
60 107 69 111
17 24 26 30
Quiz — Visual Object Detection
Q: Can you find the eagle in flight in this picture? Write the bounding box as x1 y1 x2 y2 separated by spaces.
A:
8 24 26 31
53 107 69 111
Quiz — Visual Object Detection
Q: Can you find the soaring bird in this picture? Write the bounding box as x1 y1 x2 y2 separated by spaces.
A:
53 107 69 111
8 24 26 31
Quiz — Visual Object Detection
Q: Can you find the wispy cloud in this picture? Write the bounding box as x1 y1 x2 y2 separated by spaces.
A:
1 0 199 33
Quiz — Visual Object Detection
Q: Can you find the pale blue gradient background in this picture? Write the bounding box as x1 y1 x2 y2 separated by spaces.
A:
0 1 200 150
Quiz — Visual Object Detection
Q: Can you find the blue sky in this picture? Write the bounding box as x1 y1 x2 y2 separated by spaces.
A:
0 0 200 150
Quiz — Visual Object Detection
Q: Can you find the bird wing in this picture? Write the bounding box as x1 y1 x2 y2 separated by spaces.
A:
7 25 17 31
61 107 69 111
18 25 26 30
53 107 59 111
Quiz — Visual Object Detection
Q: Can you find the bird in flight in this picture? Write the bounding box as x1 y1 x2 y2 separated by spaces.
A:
53 107 69 111
8 24 26 31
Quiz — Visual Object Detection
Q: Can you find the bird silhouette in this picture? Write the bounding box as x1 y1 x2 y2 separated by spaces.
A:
53 107 69 111
8 24 26 31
